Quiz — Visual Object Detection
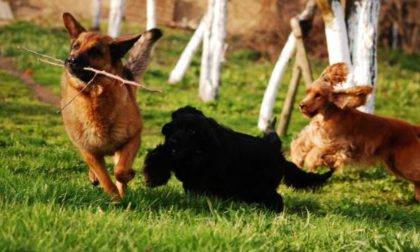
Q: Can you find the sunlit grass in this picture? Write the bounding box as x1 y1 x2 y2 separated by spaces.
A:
0 21 419 251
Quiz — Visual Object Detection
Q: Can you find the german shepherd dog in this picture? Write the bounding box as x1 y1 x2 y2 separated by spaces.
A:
61 13 161 201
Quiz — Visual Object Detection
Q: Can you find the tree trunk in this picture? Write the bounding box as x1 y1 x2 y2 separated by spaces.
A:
91 0 102 30
347 0 381 113
199 0 215 102
318 0 381 113
318 0 352 67
258 0 316 131
169 15 207 84
199 0 227 102
258 34 296 130
147 0 156 30
108 0 125 38
209 0 227 100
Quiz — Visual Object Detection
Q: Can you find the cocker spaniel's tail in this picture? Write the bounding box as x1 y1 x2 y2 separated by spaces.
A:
282 161 333 189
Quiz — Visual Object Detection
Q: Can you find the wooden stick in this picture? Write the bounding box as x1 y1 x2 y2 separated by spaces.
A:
277 62 301 137
20 47 162 93
39 58 65 67
83 67 162 93
277 17 313 137
59 73 98 112
20 47 64 63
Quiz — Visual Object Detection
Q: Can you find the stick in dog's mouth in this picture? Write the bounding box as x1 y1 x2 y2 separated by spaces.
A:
19 46 163 93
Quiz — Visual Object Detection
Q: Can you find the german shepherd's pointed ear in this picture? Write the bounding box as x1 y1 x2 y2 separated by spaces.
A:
63 12 86 40
330 85 373 109
320 63 348 86
109 35 142 61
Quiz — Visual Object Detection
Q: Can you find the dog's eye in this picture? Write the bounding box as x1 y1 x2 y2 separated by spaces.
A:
314 93 321 98
72 42 80 50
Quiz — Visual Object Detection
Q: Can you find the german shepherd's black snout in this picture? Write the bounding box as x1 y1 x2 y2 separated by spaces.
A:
65 54 93 82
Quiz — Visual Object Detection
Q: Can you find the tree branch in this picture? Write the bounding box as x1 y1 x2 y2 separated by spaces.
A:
20 47 162 93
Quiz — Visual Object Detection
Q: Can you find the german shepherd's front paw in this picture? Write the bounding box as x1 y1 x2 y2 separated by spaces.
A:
88 169 99 186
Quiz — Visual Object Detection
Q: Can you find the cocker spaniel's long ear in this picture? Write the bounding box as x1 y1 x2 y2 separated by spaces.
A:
320 63 348 86
330 85 373 109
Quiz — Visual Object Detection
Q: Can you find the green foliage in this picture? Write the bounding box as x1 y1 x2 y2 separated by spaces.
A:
0 22 419 251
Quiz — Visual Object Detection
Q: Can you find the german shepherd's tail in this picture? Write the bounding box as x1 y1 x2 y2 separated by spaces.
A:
283 161 333 189
126 28 162 80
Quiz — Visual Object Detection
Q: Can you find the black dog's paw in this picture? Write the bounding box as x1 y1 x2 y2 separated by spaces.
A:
262 192 284 213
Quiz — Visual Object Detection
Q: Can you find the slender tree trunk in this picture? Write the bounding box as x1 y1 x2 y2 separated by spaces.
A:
108 0 125 38
209 0 227 99
199 0 227 102
169 15 207 84
258 0 316 131
199 0 215 101
92 0 102 30
347 0 381 113
147 0 156 30
258 34 296 130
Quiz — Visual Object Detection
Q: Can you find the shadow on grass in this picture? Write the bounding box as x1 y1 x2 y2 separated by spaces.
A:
330 199 420 229
2 174 419 229
0 98 57 118
285 196 323 215
123 186 275 216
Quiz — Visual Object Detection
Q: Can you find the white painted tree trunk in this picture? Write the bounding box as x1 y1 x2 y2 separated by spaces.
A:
199 0 215 101
320 0 353 88
92 0 102 30
258 34 297 130
347 0 381 113
324 0 352 67
147 0 156 30
209 0 227 99
169 15 207 84
257 0 316 131
108 0 125 38
199 0 227 102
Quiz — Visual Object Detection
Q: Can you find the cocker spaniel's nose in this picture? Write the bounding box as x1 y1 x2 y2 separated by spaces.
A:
299 103 307 109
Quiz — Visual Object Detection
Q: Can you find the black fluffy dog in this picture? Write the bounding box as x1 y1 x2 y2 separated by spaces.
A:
143 106 332 212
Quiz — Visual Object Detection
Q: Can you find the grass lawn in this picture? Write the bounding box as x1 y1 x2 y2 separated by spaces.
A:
0 21 419 251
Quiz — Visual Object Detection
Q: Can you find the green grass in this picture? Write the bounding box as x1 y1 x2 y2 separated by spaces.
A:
0 21 419 251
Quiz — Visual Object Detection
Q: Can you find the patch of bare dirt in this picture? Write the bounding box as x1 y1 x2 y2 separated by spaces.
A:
0 56 60 108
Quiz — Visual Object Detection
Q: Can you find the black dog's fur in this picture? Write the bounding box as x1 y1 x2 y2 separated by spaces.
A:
143 106 332 212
